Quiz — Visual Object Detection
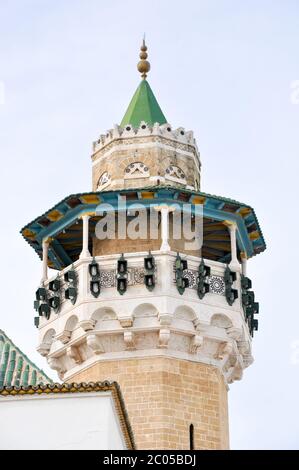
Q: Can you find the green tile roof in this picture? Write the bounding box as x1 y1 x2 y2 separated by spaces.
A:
120 79 167 128
0 329 52 387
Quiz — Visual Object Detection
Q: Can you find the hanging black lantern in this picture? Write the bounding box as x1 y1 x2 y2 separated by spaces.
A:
175 255 188 271
181 259 188 271
175 256 182 271
224 267 237 285
197 259 210 299
117 276 127 295
49 279 61 292
224 267 238 306
49 296 60 312
249 317 258 336
144 252 156 291
226 287 238 306
88 258 101 297
253 302 259 314
241 274 259 337
197 279 209 299
34 316 40 328
38 303 51 320
252 318 258 332
245 302 259 318
116 254 128 295
64 266 78 305
144 273 155 291
35 287 47 301
144 253 155 271
175 253 189 295
117 254 128 274
89 258 100 278
90 280 101 298
65 287 77 305
241 276 252 291
64 270 77 284
198 259 211 278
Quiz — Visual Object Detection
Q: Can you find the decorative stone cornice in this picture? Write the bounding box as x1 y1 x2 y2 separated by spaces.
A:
79 319 96 332
158 313 172 326
56 330 71 344
158 328 170 349
119 317 134 328
47 357 66 376
124 331 136 351
86 333 104 355
66 345 82 364
92 122 198 158
190 334 203 354
226 326 243 341
37 343 51 357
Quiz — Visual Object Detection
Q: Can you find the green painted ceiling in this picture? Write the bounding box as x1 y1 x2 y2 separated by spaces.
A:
120 79 167 128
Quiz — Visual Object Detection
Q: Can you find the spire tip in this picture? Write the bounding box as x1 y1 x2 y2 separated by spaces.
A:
137 36 150 79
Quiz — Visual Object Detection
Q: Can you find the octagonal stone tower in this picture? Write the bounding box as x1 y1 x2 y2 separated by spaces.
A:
92 82 201 193
21 40 266 450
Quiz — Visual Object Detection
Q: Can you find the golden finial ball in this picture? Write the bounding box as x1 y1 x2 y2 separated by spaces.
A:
137 60 150 75
139 51 148 60
138 39 150 78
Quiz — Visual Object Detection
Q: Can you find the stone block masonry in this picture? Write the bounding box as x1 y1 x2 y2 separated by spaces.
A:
68 357 229 450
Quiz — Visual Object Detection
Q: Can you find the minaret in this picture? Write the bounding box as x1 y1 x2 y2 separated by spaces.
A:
21 40 266 450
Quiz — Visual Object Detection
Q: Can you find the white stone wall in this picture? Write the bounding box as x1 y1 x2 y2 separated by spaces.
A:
0 392 127 450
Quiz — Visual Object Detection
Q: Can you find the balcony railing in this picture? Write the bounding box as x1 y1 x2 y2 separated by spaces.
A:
35 251 245 323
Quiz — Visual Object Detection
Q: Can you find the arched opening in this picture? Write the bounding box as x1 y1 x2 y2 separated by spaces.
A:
39 328 56 355
165 164 187 185
97 171 111 190
65 315 79 332
210 313 233 329
92 307 120 331
132 303 159 328
124 162 150 179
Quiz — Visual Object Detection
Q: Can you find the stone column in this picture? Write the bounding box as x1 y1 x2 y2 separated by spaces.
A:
80 214 91 259
224 221 240 271
154 205 175 252
41 238 49 283
160 206 170 251
241 252 247 276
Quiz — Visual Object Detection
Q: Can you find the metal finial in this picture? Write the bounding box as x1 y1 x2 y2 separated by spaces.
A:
137 36 150 79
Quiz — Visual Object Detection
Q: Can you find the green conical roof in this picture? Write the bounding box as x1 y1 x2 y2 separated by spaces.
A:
121 79 167 128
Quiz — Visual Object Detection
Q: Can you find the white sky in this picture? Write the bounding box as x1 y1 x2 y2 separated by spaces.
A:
0 0 298 450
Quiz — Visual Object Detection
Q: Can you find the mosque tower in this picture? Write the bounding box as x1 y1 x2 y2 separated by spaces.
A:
21 41 266 450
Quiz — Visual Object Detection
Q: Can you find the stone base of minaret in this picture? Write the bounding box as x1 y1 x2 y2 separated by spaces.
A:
36 252 253 450
68 357 229 450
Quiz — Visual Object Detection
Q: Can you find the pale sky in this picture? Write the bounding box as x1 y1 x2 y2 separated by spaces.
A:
0 0 298 449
